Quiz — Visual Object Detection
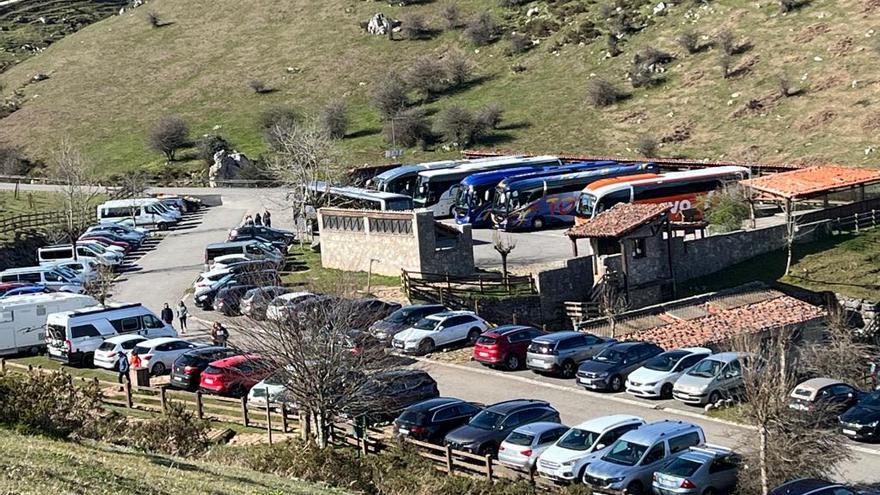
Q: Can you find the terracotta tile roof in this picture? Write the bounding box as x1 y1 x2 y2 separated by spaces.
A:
625 293 826 350
741 165 880 200
566 203 671 239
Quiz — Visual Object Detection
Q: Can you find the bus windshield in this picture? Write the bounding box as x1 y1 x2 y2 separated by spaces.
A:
413 177 430 205
577 193 596 217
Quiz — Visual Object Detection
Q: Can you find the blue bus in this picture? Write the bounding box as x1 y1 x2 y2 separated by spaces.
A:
453 161 618 227
490 162 659 231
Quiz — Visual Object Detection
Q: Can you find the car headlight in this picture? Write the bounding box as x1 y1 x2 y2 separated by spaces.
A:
869 420 879 428
606 477 626 485
644 381 658 387
596 372 609 378
561 460 576 467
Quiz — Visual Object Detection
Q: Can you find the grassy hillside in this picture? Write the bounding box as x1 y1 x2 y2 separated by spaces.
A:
1 0 879 176
0 428 342 495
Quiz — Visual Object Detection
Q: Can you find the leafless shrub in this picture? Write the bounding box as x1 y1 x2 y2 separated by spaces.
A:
49 140 102 242
259 106 301 148
803 310 877 388
0 371 103 439
436 105 488 147
499 0 530 6
146 12 161 28
677 31 701 54
400 13 432 40
476 102 504 130
320 100 349 140
372 72 409 121
463 12 497 46
124 402 211 457
443 48 475 87
636 47 674 67
383 109 433 149
719 53 732 78
0 145 28 175
606 33 621 57
634 134 659 157
779 0 809 13
84 265 116 306
404 56 448 102
715 29 736 55
586 78 624 107
149 115 190 161
505 33 532 55
249 79 273 94
442 3 463 30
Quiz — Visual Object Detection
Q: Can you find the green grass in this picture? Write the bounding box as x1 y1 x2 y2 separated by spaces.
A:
0 190 66 216
684 228 880 300
705 403 747 424
283 245 399 294
0 427 342 495
1 0 879 175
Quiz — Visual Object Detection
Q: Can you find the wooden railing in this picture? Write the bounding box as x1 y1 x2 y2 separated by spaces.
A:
401 270 536 310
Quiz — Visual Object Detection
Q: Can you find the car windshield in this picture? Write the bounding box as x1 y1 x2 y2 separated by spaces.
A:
505 431 535 447
386 307 412 323
860 391 880 408
413 317 439 331
663 458 702 477
688 359 724 378
469 410 504 430
594 348 624 364
645 352 688 372
603 439 648 466
98 342 116 351
556 428 599 451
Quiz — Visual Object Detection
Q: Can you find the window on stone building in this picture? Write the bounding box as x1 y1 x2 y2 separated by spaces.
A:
632 238 647 258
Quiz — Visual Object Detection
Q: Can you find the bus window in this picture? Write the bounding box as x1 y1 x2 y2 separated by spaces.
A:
596 189 632 214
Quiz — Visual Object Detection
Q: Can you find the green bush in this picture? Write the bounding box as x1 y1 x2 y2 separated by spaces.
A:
123 401 211 457
704 185 750 232
0 371 103 439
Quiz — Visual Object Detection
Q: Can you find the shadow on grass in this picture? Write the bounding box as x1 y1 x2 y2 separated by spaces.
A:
496 121 531 132
345 128 381 139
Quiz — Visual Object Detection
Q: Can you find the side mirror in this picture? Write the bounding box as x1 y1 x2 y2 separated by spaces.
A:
596 443 606 450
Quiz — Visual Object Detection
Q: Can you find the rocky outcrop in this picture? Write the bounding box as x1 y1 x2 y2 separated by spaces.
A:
208 150 251 187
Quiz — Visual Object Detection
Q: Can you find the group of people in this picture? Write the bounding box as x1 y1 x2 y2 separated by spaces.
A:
161 301 188 334
243 210 272 227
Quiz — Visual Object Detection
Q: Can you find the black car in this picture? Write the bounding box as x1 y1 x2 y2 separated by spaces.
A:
351 298 403 329
229 225 296 245
394 397 482 443
348 370 440 422
169 346 240 390
576 341 665 392
215 284 257 316
443 399 561 456
194 270 281 309
839 390 880 441
770 479 861 495
368 304 447 345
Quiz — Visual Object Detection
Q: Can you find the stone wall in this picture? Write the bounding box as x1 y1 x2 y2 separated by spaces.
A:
535 256 594 323
670 224 788 282
837 295 880 332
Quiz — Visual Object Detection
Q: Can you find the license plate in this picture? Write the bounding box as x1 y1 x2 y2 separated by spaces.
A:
478 352 489 357
172 376 184 382
204 378 214 384
843 429 857 435
528 359 542 366
398 428 409 435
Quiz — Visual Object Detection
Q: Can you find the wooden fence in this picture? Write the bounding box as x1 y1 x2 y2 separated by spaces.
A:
401 270 537 310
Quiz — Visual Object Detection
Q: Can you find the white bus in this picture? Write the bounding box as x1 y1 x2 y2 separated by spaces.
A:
305 182 413 211
412 155 562 218
0 293 97 356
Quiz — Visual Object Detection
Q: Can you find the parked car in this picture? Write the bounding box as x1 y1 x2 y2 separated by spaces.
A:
444 399 561 456
93 334 147 370
199 354 273 397
369 304 447 345
583 420 706 495
240 286 290 320
210 254 253 271
265 292 318 321
526 331 615 378
349 298 403 329
536 414 646 484
788 378 862 417
78 234 132 253
652 445 740 495
393 397 483 443
49 259 100 284
169 346 240 391
498 422 569 470
85 224 147 244
194 270 281 309
770 479 863 495
577 342 665 392
131 337 201 375
626 348 712 399
839 389 880 442
0 265 84 293
349 370 440 422
247 368 294 407
204 240 283 269
392 311 490 355
193 267 234 291
0 283 49 298
474 325 546 371
228 225 296 245
673 352 751 406
215 284 258 316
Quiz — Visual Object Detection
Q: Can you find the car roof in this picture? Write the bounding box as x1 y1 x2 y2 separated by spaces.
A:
185 346 231 356
407 397 464 412
795 378 845 391
277 291 314 300
618 420 700 444
486 399 551 413
104 334 146 344
704 352 749 363
430 310 477 319
571 414 644 432
532 331 587 342
772 479 845 495
210 354 261 367
607 341 654 350
677 445 734 464
137 337 183 347
511 421 565 435
486 325 535 336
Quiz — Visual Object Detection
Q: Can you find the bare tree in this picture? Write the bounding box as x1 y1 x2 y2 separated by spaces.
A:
50 140 102 250
803 309 877 388
735 329 852 495
149 115 189 161
492 230 516 287
599 272 628 338
117 169 150 198
84 265 116 306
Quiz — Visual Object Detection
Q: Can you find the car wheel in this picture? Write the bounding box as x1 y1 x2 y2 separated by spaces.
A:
158 223 169 231
661 383 674 399
703 488 717 495
708 390 722 406
610 375 624 393
561 360 576 378
532 217 545 230
151 362 166 376
505 354 521 371
478 443 497 456
467 328 481 345
626 481 644 495
418 339 435 355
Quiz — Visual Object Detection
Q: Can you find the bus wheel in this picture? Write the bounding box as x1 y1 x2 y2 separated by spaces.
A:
532 217 545 230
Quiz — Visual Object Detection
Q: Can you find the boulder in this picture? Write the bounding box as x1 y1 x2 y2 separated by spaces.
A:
209 150 251 187
366 13 392 35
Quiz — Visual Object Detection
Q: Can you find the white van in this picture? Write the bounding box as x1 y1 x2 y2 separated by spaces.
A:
45 303 177 365
0 266 84 293
96 199 179 230
0 293 98 356
38 244 120 268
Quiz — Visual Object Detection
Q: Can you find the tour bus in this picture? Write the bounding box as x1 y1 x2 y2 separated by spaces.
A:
370 156 529 195
0 293 98 356
491 162 659 231
573 166 751 224
453 160 618 227
305 181 413 211
413 155 562 218
96 198 180 230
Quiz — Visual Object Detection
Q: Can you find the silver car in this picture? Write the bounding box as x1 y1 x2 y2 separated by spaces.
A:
652 445 740 495
526 331 615 378
673 352 752 406
497 422 568 470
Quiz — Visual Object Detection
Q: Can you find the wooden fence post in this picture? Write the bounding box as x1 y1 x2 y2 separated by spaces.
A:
872 209 877 228
240 396 249 427
855 213 860 233
280 403 289 433
124 382 133 408
159 387 167 412
485 455 493 481
195 391 204 419
266 403 273 445
0 358 5 373
445 444 454 474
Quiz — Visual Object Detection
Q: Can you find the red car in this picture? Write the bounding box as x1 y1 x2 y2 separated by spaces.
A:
473 325 545 371
199 354 273 397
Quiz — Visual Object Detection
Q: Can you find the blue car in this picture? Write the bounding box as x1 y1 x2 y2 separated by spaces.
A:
0 285 51 298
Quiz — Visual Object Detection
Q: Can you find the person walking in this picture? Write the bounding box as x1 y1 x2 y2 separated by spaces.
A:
243 214 254 226
130 349 142 371
116 350 130 390
212 322 229 347
177 301 188 334
263 210 272 227
254 212 263 226
160 303 174 326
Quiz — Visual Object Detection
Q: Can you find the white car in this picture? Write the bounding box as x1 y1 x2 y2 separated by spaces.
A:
536 414 645 483
391 311 489 355
93 334 148 370
265 292 317 321
247 368 295 407
51 259 100 283
625 347 711 399
194 267 233 291
131 337 201 375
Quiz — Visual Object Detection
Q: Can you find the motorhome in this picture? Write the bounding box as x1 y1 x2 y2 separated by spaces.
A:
0 293 97 356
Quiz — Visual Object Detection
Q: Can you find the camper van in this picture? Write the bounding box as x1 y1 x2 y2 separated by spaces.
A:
37 244 121 269
0 293 97 356
0 266 85 293
96 199 180 230
46 303 177 365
